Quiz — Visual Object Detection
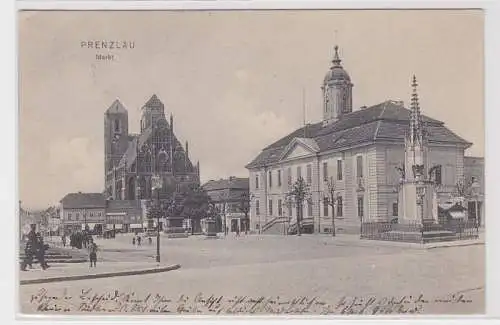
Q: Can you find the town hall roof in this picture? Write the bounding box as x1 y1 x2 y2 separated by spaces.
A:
246 100 471 169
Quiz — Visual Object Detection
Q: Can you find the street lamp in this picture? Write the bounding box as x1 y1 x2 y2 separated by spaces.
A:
151 175 163 263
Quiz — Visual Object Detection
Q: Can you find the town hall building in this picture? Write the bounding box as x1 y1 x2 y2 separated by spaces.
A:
246 45 482 235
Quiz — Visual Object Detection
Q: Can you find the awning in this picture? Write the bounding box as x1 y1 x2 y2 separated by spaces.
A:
130 224 142 228
82 223 97 230
450 211 466 219
106 212 127 216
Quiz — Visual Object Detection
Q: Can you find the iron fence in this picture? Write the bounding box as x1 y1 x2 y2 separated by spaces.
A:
360 219 479 243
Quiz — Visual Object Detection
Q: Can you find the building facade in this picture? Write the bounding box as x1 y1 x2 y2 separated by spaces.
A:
464 156 485 226
59 192 107 233
246 45 479 234
202 177 250 233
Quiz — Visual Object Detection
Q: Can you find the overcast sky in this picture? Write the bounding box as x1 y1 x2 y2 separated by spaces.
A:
18 10 484 209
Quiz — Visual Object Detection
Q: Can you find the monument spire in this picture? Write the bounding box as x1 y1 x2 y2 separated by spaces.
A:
410 75 424 145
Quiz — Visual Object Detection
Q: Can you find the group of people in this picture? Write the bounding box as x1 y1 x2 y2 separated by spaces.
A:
21 225 49 271
62 231 92 249
132 233 153 246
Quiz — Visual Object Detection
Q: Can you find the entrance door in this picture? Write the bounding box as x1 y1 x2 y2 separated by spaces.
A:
231 219 238 232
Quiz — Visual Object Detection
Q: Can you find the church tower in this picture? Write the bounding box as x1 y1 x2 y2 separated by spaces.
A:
104 99 129 175
322 45 353 125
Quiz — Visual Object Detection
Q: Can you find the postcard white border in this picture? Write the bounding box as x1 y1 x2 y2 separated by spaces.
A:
3 0 500 324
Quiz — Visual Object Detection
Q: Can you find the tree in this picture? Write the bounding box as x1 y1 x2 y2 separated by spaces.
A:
286 177 310 236
179 185 212 235
324 177 337 237
238 192 253 235
455 177 474 199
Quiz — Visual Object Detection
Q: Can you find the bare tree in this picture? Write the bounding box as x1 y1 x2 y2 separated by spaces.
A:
286 177 310 236
238 192 253 235
324 177 337 237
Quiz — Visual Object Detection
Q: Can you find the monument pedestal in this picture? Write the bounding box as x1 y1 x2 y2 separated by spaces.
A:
398 181 438 225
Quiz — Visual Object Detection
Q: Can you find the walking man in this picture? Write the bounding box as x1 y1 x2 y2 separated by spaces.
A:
89 240 98 268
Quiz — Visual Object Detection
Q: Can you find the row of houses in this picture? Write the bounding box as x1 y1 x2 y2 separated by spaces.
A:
56 177 251 235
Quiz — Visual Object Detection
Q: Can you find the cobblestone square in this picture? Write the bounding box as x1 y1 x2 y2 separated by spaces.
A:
19 234 485 315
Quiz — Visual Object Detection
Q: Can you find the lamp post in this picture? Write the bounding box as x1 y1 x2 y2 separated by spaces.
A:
152 175 163 263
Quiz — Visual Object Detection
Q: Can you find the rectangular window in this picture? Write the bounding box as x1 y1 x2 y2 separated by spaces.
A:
392 202 398 217
255 175 259 189
297 166 302 181
278 199 283 216
256 200 260 215
323 162 328 181
337 160 343 180
435 166 442 185
306 164 312 184
278 170 282 187
358 197 364 218
268 171 272 188
68 212 72 220
269 199 273 216
323 198 329 216
287 167 292 185
288 203 293 217
307 200 313 216
337 196 343 217
90 212 94 217
357 155 363 178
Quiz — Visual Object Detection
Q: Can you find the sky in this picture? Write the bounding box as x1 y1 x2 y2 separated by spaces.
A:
18 10 484 210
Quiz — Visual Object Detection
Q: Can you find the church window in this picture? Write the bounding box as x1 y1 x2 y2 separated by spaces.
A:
255 175 259 189
256 200 260 215
67 212 72 220
268 171 272 188
435 166 442 185
287 167 292 185
337 197 343 217
277 170 282 187
357 156 363 178
278 199 283 216
269 199 273 215
114 119 121 133
392 203 398 217
297 166 302 181
323 162 328 181
337 160 343 181
357 197 364 218
288 202 293 217
306 164 312 184
307 200 313 216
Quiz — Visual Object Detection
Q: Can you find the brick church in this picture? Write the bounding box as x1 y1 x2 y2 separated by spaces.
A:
104 94 200 203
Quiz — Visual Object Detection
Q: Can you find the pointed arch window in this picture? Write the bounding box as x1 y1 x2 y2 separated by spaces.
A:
114 119 121 133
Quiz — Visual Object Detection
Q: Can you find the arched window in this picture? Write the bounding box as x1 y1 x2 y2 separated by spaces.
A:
114 119 121 133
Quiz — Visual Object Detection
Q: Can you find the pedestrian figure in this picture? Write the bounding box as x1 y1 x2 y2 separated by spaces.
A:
132 237 136 246
148 237 152 245
20 241 34 271
137 236 141 246
61 234 66 247
89 241 98 267
35 233 49 270
236 225 240 237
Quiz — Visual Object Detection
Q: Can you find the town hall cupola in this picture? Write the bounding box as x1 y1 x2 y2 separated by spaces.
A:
321 45 353 125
